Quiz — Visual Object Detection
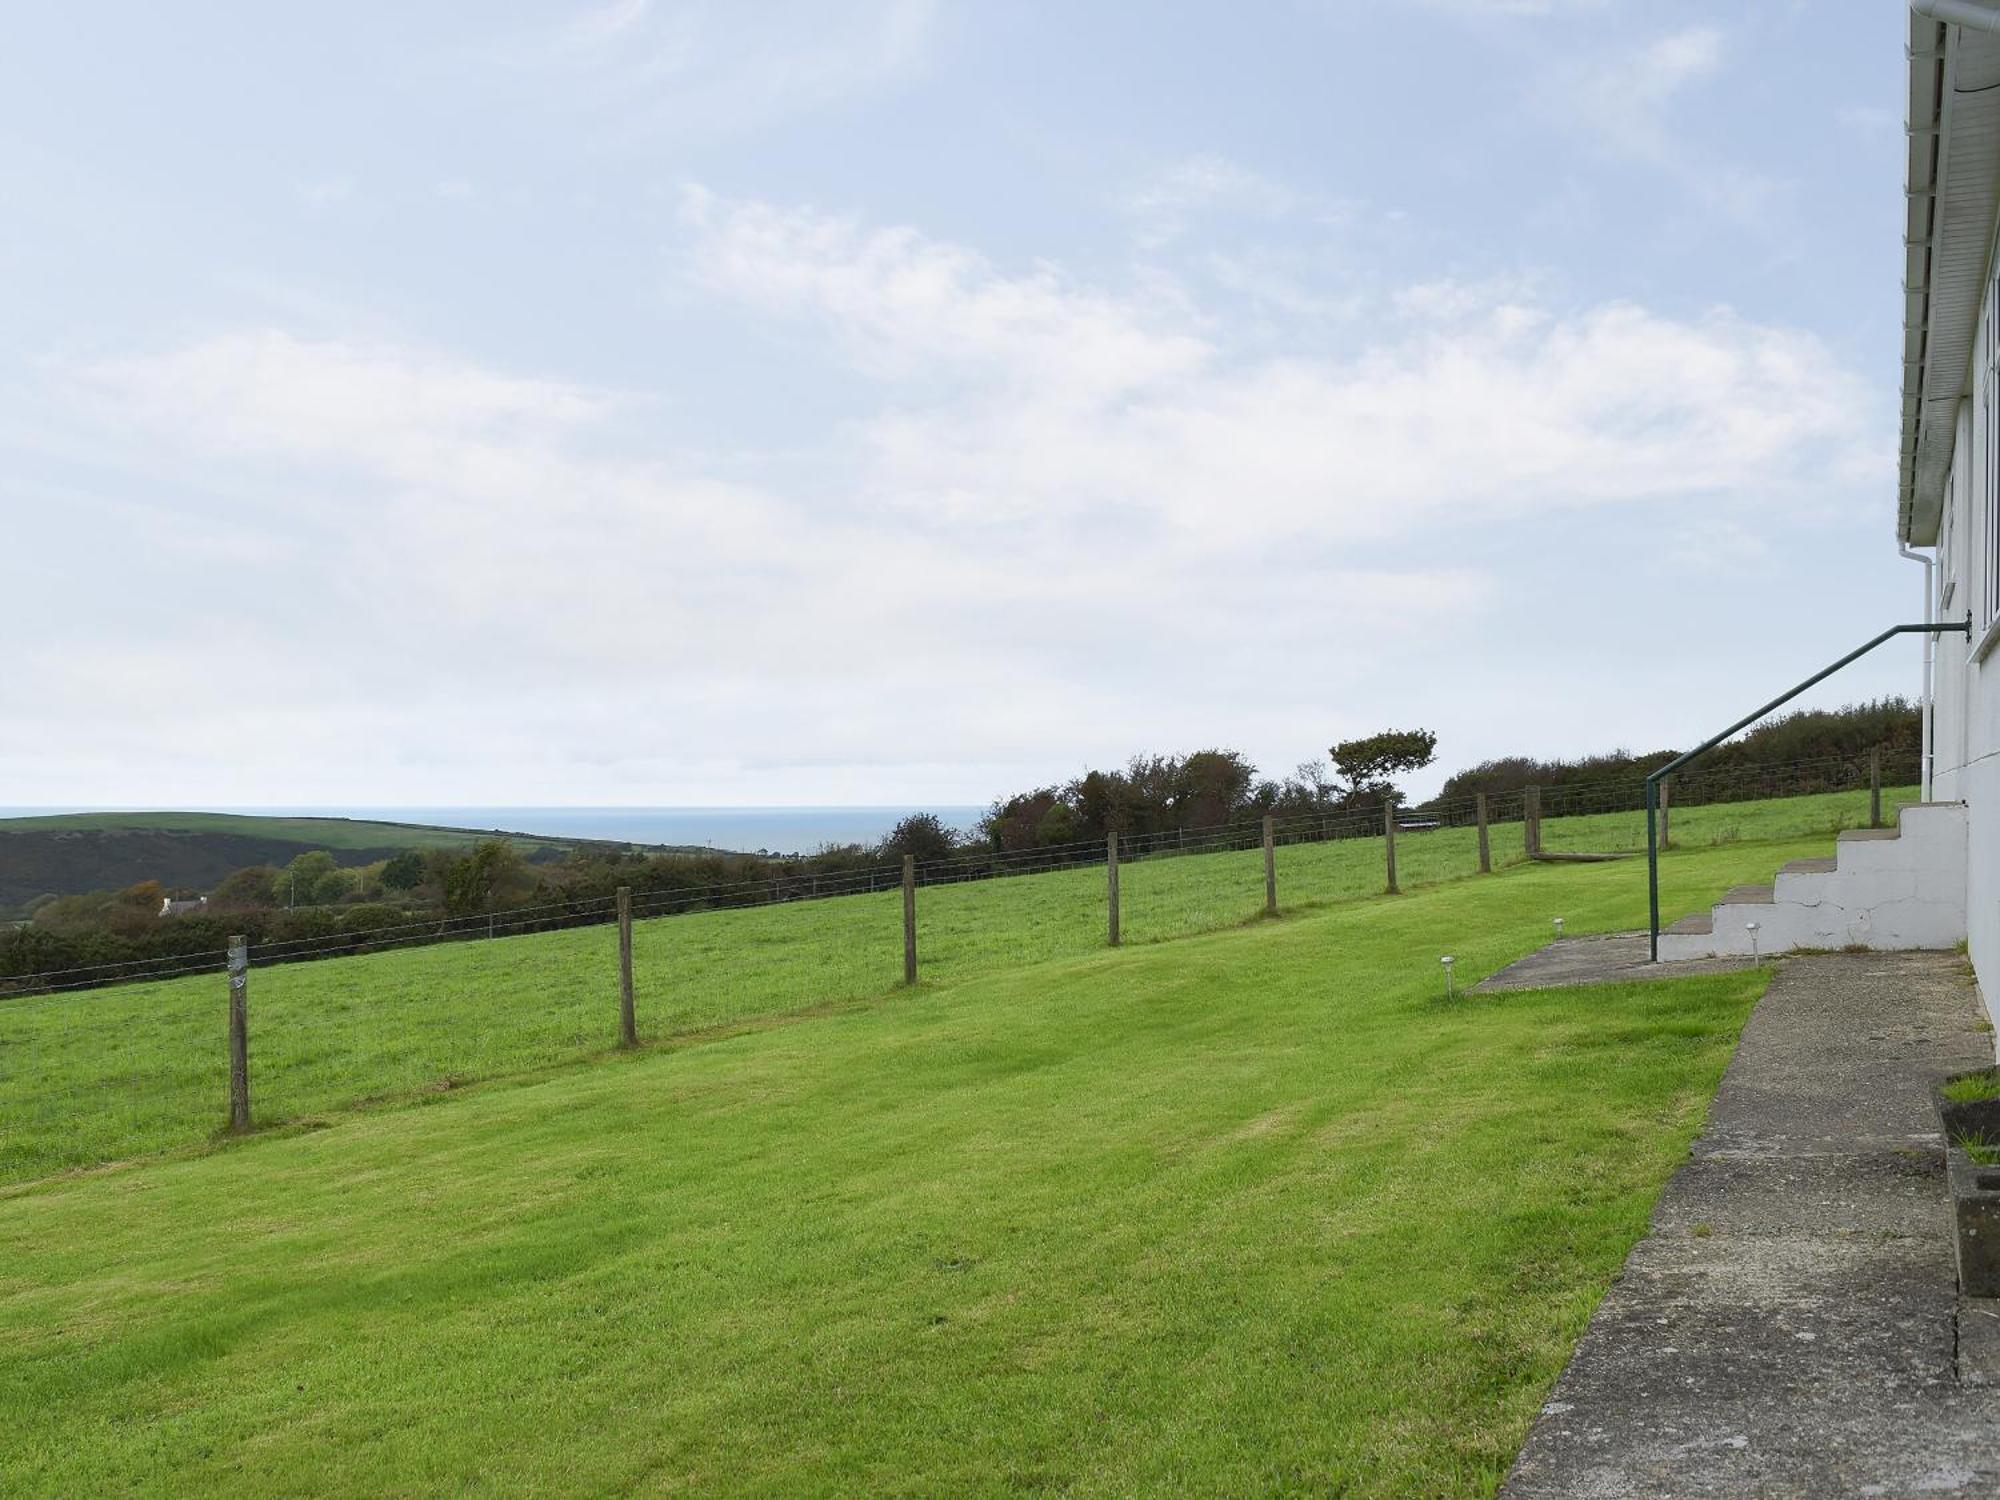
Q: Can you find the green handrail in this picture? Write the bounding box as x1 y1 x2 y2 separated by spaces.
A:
1645 619 1970 962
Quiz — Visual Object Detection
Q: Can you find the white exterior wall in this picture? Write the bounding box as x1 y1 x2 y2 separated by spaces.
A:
1928 245 2000 1036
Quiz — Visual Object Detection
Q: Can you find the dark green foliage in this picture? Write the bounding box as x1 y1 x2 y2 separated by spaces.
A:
380 852 426 892
0 825 438 921
338 903 409 936
1328 728 1438 806
441 841 533 917
984 788 1066 852
280 852 341 907
1434 698 1921 805
211 866 280 909
979 749 1263 850
981 743 1419 852
876 813 958 866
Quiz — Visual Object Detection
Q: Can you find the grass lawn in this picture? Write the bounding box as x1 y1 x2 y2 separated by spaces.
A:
0 851 1769 1496
0 788 1902 1187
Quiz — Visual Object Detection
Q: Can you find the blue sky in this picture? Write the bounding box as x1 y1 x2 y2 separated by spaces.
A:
1 1 1917 806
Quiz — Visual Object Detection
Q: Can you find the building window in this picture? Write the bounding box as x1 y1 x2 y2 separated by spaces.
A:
1989 377 2000 626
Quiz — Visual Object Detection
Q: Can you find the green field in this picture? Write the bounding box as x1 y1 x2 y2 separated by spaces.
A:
0 785 1911 1188
0 808 573 853
0 809 589 919
0 787 1907 1494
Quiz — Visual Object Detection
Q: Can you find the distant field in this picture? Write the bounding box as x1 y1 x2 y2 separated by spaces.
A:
0 783 1908 1187
0 810 582 918
0 808 573 851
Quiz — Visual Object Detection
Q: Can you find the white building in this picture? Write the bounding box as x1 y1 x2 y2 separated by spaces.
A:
1902 5 2000 1013
1654 7 2000 999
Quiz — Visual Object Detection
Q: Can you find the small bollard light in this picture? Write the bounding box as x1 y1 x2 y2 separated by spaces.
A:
1441 954 1456 999
1745 920 1761 960
1553 917 1565 940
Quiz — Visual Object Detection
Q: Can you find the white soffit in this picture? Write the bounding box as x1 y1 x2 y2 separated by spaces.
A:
1903 17 2000 544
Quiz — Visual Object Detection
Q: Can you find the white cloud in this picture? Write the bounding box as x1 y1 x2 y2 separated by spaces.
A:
476 0 937 139
41 319 1479 802
684 191 1874 548
293 176 357 214
1119 153 1319 249
1837 103 1899 137
1576 26 1724 161
1551 26 1778 222
1406 0 1609 12
679 185 1210 400
17 193 1876 805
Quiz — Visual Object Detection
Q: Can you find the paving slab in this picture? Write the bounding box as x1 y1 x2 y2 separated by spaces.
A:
1474 932 1759 993
1501 952 2000 1499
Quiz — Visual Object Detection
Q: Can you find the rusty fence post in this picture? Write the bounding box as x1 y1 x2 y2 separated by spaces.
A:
1475 792 1491 874
902 855 918 984
1870 746 1883 829
1383 803 1399 895
1107 831 1121 947
616 886 636 1047
227 935 251 1132
1263 815 1277 916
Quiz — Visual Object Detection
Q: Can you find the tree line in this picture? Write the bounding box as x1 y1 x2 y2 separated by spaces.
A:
0 699 1918 989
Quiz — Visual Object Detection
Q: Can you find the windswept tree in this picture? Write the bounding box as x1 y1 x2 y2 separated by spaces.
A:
1329 728 1438 808
877 812 959 867
379 851 426 892
441 840 533 916
210 865 280 909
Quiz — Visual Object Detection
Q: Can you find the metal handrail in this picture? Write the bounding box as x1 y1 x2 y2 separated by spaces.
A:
1645 619 1971 961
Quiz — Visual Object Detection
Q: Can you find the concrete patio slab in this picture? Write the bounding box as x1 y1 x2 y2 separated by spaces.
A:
1473 932 1760 993
1501 952 2000 1498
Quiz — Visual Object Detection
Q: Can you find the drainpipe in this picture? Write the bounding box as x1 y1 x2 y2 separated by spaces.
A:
1914 0 2000 31
1901 539 1936 800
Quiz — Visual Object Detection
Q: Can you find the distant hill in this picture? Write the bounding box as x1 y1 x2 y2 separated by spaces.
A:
0 812 578 917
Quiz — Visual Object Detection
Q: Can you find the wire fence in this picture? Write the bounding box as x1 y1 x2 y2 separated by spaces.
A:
0 746 1920 1185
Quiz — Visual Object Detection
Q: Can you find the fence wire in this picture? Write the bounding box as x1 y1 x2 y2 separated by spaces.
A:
0 748 1921 1187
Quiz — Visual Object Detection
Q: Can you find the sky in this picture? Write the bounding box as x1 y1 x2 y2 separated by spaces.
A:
0 0 1923 807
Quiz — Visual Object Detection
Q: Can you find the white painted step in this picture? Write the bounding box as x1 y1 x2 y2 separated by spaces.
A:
1657 802 1967 962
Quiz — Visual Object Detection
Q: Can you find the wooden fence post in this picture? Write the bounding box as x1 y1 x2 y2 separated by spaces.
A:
1107 831 1121 947
1659 775 1672 850
1383 803 1399 895
1262 815 1277 916
1869 746 1883 828
616 886 636 1047
1525 785 1542 857
226 935 251 1132
1474 792 1491 874
902 855 918 984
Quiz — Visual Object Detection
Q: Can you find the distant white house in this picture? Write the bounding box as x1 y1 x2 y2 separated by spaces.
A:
160 895 208 918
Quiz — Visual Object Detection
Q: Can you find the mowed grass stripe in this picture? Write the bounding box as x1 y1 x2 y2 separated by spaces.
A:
0 786 1896 1187
0 859 1766 1496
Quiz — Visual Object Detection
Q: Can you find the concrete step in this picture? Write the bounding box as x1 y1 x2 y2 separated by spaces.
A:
1659 801 1969 961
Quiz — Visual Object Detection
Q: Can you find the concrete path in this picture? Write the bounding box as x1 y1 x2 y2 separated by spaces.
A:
1502 952 2000 1498
1474 932 1759 993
